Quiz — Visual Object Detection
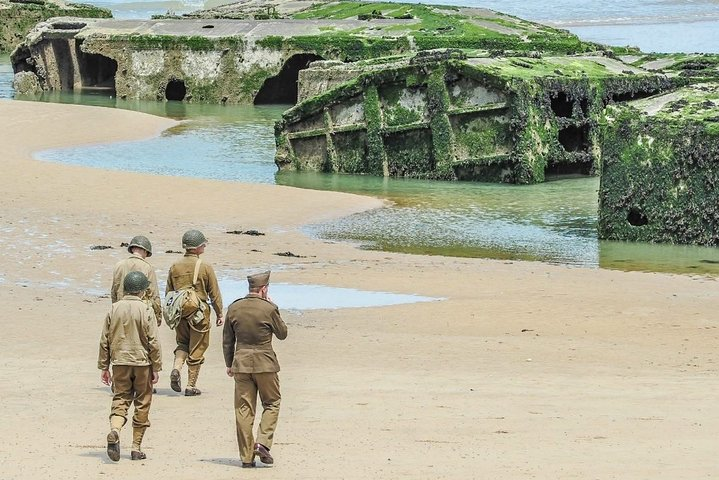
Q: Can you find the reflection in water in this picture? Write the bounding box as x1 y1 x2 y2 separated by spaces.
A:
278 172 600 266
219 279 441 310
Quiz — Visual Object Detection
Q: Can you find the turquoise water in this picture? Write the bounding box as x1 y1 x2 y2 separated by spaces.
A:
33 100 284 184
4 2 719 275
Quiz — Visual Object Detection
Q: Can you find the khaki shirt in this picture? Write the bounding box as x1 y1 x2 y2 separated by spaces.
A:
111 254 162 320
98 295 163 371
166 253 223 316
223 294 287 373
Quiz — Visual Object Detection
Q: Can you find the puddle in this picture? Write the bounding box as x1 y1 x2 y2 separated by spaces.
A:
219 278 442 311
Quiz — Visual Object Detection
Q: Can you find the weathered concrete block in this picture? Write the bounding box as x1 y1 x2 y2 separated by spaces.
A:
276 51 673 183
12 69 40 93
599 83 719 245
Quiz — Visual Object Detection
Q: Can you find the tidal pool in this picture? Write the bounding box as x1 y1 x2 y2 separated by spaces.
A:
218 279 441 311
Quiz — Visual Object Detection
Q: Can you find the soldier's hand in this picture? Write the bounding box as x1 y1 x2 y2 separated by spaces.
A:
216 314 224 327
226 367 233 378
101 369 112 386
151 372 159 384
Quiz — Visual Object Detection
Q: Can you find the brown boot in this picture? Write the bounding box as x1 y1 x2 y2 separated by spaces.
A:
254 443 274 464
170 369 182 392
185 364 201 396
131 450 147 460
106 430 120 462
170 351 187 392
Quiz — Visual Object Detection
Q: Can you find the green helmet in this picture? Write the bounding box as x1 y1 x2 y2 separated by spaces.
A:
182 229 207 249
128 235 152 257
123 271 150 294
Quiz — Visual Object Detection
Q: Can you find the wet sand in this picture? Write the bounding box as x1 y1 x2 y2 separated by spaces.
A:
0 99 717 479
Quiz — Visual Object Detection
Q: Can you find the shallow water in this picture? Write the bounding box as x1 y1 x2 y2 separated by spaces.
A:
218 279 441 311
0 55 13 99
33 98 285 184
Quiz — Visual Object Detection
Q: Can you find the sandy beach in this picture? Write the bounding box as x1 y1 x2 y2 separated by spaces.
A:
0 99 717 479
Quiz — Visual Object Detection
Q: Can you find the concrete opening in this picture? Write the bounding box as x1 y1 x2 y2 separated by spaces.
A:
579 98 589 116
165 79 187 101
550 92 573 117
558 124 589 152
51 39 75 90
10 45 36 74
611 90 659 103
77 44 117 93
545 158 593 175
254 53 323 105
627 207 649 226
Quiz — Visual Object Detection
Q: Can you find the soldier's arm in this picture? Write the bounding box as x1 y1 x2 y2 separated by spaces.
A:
145 312 163 372
148 269 161 304
205 264 224 316
165 268 174 295
271 307 288 340
110 267 122 303
222 314 235 368
98 312 112 370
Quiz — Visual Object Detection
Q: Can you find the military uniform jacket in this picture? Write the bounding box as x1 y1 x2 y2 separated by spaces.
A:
98 295 163 371
111 253 162 319
223 294 287 373
166 253 223 316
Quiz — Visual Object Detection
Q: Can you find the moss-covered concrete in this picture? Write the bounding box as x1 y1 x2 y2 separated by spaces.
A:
11 0 618 102
276 49 673 183
0 0 110 53
598 82 719 245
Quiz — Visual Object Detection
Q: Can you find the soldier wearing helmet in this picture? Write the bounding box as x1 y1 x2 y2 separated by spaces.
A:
99 271 162 462
111 235 162 326
166 229 224 396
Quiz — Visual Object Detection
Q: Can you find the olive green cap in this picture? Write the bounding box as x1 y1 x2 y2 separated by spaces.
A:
247 270 270 289
123 271 150 294
128 235 152 257
182 229 207 249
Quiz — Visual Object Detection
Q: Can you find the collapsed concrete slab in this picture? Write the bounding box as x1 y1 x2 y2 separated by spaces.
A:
275 49 673 183
599 82 719 246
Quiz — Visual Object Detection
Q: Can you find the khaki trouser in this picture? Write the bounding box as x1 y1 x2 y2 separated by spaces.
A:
233 372 281 463
174 310 210 366
110 365 153 429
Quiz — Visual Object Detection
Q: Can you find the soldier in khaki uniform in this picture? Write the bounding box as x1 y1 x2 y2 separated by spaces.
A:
111 235 162 326
98 271 162 462
223 271 287 468
166 229 223 396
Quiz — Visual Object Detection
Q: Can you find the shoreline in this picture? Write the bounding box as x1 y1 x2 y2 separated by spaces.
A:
1 100 717 479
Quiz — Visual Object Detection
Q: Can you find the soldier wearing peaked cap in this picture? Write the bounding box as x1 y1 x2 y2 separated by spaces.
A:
111 235 162 326
223 270 287 468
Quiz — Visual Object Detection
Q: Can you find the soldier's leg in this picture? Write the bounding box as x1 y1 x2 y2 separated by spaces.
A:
171 319 190 392
185 314 210 394
107 365 132 461
234 373 258 465
254 372 281 456
129 366 153 459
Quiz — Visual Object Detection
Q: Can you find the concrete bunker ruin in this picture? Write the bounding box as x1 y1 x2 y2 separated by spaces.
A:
599 82 719 246
11 20 117 95
254 53 323 105
275 51 672 183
